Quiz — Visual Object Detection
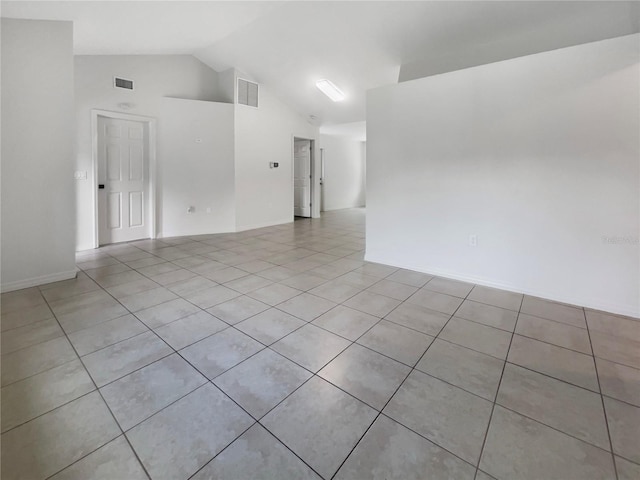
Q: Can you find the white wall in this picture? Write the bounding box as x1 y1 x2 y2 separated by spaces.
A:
234 78 320 231
367 34 640 317
319 135 366 211
74 55 221 249
1 19 76 291
158 98 235 237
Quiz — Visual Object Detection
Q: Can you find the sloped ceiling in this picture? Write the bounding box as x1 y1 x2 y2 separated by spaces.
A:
2 1 638 127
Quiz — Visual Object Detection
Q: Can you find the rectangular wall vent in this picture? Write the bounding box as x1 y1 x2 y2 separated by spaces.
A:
238 78 258 107
114 77 134 91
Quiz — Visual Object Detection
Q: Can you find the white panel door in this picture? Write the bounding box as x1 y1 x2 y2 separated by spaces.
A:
294 140 311 217
98 116 149 245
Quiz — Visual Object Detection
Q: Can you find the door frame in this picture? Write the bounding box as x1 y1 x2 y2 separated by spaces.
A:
292 136 315 218
91 109 157 248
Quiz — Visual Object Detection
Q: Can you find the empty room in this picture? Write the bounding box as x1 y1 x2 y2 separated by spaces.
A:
1 1 639 479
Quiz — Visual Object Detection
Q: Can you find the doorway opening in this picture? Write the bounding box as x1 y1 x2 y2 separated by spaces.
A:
91 110 156 247
293 137 314 218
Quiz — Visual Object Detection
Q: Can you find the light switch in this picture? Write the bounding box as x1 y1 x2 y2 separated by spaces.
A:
74 171 87 180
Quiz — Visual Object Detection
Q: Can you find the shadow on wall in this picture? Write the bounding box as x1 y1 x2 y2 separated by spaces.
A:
320 134 366 212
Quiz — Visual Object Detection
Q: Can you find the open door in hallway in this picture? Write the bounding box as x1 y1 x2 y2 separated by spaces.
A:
293 138 312 217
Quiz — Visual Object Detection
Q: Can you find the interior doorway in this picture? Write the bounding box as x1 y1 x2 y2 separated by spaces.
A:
293 137 314 218
92 110 156 247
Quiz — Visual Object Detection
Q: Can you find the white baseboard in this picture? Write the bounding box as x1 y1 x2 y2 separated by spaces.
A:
1 270 78 293
157 224 236 238
365 253 640 319
235 218 293 232
322 204 366 212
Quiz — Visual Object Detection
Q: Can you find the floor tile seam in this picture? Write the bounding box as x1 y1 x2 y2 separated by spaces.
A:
103 378 209 434
0 388 98 436
88 349 176 390
374 411 480 474
119 376 259 457
380 314 445 339
83 267 137 281
1 328 69 357
585 307 620 480
0 313 57 333
495 402 615 454
269 292 342 319
305 279 370 301
420 284 474 300
167 281 230 298
69 328 152 359
402 296 465 316
587 326 640 344
254 372 369 480
0 301 50 318
137 306 228 336
106 265 174 290
184 421 279 480
265 333 353 379
473 292 524 478
39 284 106 304
248 364 322 421
221 280 279 296
45 284 125 310
463 293 521 313
444 313 516 333
442 311 519 334
516 310 589 330
170 347 274 424
314 369 395 414
497 330 593 356
55 309 143 336
600 392 640 409
125 288 202 314
0 354 82 389
363 280 420 303
75 261 124 272
614 455 640 467
230 317 312 354
418 286 477 357
399 284 499 448
38 291 154 480
43 433 153 480
75 259 122 271
144 318 232 351
411 364 500 404
192 339 269 383
503 360 601 394
307 312 381 344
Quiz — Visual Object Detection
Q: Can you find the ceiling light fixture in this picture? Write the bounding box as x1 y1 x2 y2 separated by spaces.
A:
316 79 345 102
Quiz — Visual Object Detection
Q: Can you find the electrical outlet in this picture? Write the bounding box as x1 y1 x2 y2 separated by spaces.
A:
206 207 211 214
469 234 478 247
187 206 195 214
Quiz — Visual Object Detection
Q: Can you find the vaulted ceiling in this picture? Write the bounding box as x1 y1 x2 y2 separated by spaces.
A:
3 1 639 128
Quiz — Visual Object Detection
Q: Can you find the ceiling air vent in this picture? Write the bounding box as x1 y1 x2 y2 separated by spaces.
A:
114 77 134 91
238 78 258 108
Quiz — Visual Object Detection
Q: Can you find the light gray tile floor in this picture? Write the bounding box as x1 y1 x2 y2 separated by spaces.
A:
1 208 637 479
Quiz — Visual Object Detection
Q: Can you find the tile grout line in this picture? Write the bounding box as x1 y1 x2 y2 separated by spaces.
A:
37 289 154 480
472 292 524 480
6 213 635 479
584 307 620 480
328 281 477 479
